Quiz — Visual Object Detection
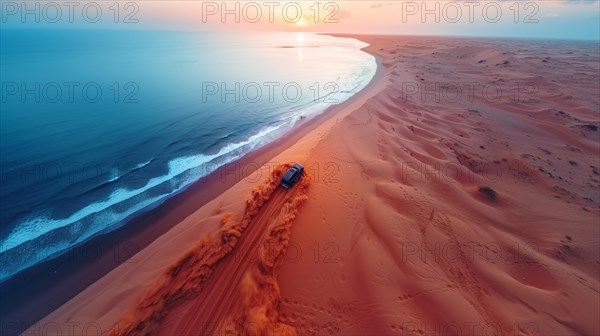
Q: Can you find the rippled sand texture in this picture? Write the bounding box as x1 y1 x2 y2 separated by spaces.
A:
37 36 599 336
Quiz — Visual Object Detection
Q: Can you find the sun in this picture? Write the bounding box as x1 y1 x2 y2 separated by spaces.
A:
295 17 307 26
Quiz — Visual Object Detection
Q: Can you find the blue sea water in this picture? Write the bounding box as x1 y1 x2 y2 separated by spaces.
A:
0 29 376 281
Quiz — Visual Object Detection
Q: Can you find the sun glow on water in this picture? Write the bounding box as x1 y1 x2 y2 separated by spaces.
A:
296 32 305 45
296 32 305 61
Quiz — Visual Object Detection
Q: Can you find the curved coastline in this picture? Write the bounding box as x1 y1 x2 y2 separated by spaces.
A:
0 34 384 336
0 33 378 282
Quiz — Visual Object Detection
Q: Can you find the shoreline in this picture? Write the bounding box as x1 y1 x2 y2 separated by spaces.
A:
9 33 599 336
0 36 385 335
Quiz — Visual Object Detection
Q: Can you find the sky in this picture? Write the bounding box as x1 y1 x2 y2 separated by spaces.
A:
1 1 599 40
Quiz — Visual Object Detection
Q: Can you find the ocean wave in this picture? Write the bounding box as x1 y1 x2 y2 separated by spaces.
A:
1 125 283 250
107 160 152 183
0 33 377 282
0 123 289 281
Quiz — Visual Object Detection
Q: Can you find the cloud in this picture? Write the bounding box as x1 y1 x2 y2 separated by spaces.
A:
370 2 396 9
562 0 597 4
336 9 352 20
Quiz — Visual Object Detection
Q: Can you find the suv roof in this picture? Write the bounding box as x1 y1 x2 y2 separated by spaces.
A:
283 169 297 180
281 164 304 189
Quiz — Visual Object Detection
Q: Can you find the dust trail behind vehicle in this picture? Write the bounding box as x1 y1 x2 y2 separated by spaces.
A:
107 163 310 335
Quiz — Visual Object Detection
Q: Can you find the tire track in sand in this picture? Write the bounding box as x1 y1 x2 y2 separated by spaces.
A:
167 189 288 335
107 163 309 336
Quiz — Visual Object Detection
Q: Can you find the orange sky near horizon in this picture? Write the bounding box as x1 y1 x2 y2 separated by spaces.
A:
131 1 600 39
3 1 599 40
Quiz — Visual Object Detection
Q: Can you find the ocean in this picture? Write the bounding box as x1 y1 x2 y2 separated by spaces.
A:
0 29 376 281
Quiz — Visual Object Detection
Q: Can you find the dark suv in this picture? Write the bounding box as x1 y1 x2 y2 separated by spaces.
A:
281 164 304 189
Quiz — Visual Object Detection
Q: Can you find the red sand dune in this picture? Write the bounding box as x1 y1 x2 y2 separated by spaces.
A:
107 163 310 336
33 35 599 336
216 175 310 336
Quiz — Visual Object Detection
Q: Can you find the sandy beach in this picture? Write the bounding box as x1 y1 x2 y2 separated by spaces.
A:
18 34 600 335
